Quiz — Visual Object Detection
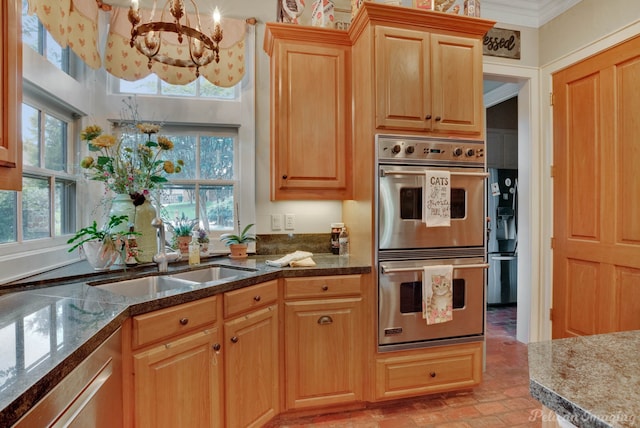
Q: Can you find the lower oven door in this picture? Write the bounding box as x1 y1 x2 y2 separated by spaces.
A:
378 258 486 351
378 165 486 250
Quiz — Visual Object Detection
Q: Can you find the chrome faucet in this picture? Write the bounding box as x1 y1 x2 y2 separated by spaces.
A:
151 217 168 272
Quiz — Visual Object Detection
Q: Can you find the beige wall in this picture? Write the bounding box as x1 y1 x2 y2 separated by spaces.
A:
539 0 640 66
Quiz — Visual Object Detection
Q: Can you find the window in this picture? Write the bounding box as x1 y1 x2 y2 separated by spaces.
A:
21 0 71 74
117 125 238 243
116 75 237 99
0 100 76 244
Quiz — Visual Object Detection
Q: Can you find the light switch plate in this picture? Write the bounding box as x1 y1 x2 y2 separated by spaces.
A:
284 214 295 230
271 214 282 231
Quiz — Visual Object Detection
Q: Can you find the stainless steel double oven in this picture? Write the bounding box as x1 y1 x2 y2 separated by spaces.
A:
376 134 488 351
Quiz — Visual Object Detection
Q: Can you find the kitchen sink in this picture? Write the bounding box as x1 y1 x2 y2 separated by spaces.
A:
92 275 197 298
169 266 257 284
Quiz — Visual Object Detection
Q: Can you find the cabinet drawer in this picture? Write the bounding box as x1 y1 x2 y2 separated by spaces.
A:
284 275 362 299
375 342 482 400
133 296 218 348
224 280 278 318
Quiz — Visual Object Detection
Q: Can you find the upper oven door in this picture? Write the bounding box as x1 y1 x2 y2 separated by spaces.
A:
378 165 486 250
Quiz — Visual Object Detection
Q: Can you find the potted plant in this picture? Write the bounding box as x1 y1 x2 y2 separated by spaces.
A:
67 215 131 270
166 213 199 254
220 223 256 259
196 229 210 254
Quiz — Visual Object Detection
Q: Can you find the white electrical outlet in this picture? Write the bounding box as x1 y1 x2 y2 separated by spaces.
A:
284 213 295 230
271 214 282 231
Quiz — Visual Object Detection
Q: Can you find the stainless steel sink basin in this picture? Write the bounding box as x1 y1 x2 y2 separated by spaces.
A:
92 276 197 298
169 266 256 284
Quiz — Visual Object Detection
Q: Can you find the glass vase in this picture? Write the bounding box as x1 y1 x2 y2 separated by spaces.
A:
109 194 157 264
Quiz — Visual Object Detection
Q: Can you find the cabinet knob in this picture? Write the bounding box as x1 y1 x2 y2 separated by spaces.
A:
435 116 442 122
321 285 329 291
317 315 333 325
282 174 288 179
213 343 221 351
253 295 261 302
179 317 189 325
429 372 436 378
231 336 239 343
425 114 432 120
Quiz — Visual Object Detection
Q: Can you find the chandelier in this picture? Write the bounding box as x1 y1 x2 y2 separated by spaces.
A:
128 0 223 76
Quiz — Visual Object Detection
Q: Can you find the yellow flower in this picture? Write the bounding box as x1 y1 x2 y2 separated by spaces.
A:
157 136 174 150
80 156 94 168
93 134 117 148
80 125 102 141
137 123 160 134
163 160 175 173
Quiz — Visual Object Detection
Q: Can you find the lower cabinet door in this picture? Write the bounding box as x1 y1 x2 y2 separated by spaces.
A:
224 305 279 428
132 326 223 428
284 298 364 409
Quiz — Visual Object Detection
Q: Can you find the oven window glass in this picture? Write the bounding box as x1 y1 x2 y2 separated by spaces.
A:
399 279 465 313
399 188 466 220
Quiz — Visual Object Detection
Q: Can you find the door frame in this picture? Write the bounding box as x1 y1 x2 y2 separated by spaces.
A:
482 62 542 343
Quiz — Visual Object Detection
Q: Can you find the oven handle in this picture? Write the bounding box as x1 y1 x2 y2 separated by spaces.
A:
381 263 489 274
380 170 489 178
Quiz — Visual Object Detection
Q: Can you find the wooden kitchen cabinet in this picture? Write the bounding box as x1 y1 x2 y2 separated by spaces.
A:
283 275 364 410
374 26 483 135
264 23 352 200
128 296 223 428
0 0 22 191
223 281 279 428
374 341 482 401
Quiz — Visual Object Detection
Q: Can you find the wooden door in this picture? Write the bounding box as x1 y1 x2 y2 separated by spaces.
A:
374 26 431 130
284 297 363 409
224 305 279 428
132 327 223 428
430 33 483 135
0 0 22 191
270 33 351 200
552 35 640 338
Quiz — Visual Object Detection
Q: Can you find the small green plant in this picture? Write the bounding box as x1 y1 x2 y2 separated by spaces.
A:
166 213 199 249
67 215 130 253
196 228 210 244
220 223 256 246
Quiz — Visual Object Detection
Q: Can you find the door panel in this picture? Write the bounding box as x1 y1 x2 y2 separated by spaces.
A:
552 34 640 338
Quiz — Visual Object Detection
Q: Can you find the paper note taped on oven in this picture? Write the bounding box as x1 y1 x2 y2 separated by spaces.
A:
423 170 451 227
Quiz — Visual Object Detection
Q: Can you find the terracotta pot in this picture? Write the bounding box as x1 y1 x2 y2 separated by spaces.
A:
177 236 191 254
229 243 248 259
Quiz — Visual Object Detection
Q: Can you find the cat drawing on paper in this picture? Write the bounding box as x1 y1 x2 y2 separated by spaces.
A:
428 274 453 323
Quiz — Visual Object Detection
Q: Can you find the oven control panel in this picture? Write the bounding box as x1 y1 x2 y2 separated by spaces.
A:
377 135 485 165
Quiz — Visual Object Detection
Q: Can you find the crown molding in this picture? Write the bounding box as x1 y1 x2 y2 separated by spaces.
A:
482 0 583 28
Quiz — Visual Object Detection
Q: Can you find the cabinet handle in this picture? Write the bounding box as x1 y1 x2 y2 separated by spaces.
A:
429 372 436 378
213 343 221 351
231 336 239 343
321 285 329 291
425 114 432 120
179 318 189 325
253 295 261 302
282 174 288 179
435 116 442 122
317 315 333 325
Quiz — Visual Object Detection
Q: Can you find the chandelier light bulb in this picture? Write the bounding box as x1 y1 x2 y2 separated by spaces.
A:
213 7 221 25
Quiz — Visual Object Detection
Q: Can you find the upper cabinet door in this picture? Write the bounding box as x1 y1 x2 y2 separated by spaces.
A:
0 0 22 191
266 24 352 201
375 26 431 131
430 33 483 135
373 27 483 136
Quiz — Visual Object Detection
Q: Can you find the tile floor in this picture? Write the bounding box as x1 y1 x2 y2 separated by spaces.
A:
268 305 543 427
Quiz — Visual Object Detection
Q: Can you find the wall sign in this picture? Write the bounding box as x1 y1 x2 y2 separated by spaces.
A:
483 27 521 60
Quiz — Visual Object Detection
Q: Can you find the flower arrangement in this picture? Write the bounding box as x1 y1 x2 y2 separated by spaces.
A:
79 122 183 206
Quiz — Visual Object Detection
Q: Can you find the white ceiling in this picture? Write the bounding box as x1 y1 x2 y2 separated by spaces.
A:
482 0 583 28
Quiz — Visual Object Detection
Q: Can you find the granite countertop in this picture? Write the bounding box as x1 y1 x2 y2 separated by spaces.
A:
528 331 640 428
0 253 371 427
